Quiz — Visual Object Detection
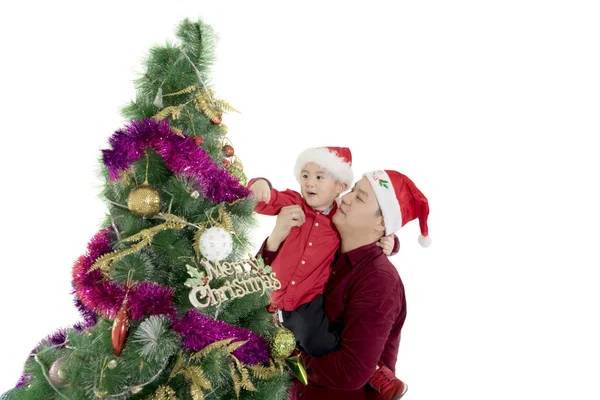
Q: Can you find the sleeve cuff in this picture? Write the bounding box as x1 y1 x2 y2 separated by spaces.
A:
391 234 400 256
257 237 279 264
247 177 273 190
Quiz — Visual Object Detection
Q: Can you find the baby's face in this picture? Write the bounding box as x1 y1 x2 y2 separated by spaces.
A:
299 162 344 211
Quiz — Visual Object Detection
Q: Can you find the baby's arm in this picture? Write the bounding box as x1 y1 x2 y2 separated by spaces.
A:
248 177 303 216
377 233 400 256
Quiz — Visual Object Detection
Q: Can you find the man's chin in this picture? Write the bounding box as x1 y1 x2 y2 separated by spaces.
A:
332 212 342 225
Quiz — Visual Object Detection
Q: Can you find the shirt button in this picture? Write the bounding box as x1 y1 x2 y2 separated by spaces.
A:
315 222 319 227
298 393 304 398
309 242 313 246
301 260 306 265
291 281 296 285
332 271 337 275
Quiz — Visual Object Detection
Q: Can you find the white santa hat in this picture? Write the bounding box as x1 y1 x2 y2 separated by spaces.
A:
294 146 354 186
364 170 432 247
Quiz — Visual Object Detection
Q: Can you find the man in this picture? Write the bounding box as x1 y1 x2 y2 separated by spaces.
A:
260 170 431 399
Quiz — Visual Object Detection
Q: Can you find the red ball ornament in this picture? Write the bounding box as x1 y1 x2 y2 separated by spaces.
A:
193 136 204 146
211 113 223 125
223 159 231 168
222 145 234 157
112 303 130 357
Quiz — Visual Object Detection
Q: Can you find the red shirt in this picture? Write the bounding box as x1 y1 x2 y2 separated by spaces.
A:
250 181 340 311
261 242 406 400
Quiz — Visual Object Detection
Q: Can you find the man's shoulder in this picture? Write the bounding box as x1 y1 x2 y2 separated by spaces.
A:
354 251 401 285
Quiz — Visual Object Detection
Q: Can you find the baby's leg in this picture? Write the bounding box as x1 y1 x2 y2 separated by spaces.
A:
281 294 339 357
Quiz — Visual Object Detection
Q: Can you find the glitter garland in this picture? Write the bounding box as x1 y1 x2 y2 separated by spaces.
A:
102 118 250 204
173 309 270 366
70 228 270 365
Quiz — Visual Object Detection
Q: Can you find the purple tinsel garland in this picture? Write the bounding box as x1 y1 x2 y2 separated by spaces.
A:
174 309 271 366
101 118 250 203
16 328 72 388
70 228 270 366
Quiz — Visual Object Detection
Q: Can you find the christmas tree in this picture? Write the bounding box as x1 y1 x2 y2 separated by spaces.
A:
2 18 295 400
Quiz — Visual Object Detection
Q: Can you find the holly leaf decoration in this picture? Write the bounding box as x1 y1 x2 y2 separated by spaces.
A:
378 179 389 189
262 265 272 274
254 256 272 275
185 264 206 288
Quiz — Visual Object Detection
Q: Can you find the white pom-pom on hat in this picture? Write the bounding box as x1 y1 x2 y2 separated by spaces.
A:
418 234 432 248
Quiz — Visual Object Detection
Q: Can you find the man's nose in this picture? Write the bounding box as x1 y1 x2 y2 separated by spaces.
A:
341 193 351 204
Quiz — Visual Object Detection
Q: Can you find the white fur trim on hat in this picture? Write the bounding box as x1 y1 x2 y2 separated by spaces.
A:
294 147 354 185
364 170 402 235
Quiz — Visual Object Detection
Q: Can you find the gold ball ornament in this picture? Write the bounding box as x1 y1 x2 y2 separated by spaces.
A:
233 158 243 170
127 184 161 217
94 389 108 399
271 326 296 359
228 167 248 186
107 360 118 369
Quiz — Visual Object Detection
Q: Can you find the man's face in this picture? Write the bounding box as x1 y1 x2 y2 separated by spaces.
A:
300 162 346 211
333 176 384 234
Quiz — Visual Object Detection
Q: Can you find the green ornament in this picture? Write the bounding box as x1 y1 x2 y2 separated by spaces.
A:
286 355 308 386
271 326 296 359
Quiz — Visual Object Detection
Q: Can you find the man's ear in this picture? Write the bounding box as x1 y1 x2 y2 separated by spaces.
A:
374 215 386 233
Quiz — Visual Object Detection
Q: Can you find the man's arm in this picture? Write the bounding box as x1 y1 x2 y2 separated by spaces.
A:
303 270 402 390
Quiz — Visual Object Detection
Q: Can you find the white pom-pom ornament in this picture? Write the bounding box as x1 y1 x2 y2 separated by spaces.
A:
198 227 233 261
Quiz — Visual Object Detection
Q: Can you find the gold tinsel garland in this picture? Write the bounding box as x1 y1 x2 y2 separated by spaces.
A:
154 85 238 125
161 338 277 400
88 213 188 274
150 385 177 400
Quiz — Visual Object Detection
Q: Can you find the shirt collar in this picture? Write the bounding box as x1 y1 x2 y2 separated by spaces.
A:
343 242 382 267
320 202 335 215
307 201 338 218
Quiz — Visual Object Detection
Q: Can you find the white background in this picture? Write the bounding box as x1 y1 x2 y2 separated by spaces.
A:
1 1 599 399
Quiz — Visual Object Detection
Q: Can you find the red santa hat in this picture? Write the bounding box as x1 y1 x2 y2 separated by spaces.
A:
294 146 354 186
364 170 431 247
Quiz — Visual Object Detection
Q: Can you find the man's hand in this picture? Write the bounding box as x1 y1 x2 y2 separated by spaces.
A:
250 179 271 203
377 233 397 256
266 205 306 251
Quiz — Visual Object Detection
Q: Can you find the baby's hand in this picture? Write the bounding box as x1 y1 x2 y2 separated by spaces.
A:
377 233 396 256
250 179 271 203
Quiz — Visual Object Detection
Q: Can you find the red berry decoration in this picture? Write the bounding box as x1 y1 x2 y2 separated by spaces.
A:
193 136 204 146
223 159 231 168
211 113 223 125
223 144 234 157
